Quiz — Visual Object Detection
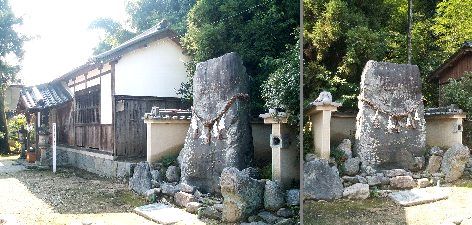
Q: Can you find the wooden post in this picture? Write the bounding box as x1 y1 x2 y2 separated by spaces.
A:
52 123 56 173
407 0 413 64
110 61 116 157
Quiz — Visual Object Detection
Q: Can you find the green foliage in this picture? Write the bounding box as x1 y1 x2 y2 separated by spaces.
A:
330 144 347 175
182 0 299 114
88 18 135 55
90 0 196 55
442 72 472 114
0 0 23 154
432 0 472 55
261 42 300 125
159 154 178 168
304 0 445 111
303 121 313 157
260 164 272 180
127 0 196 34
370 186 380 198
0 0 23 87
7 114 26 152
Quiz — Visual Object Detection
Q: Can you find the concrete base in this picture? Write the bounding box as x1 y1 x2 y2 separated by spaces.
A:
48 146 135 179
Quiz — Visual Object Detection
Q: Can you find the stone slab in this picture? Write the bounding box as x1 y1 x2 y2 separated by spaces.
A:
178 52 253 194
388 187 449 206
134 203 204 225
355 60 426 170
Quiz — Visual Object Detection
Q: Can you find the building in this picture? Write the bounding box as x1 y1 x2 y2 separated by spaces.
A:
18 24 190 161
430 41 472 104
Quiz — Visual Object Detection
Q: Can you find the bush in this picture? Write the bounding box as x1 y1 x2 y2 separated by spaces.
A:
442 72 472 113
261 41 300 125
6 114 27 153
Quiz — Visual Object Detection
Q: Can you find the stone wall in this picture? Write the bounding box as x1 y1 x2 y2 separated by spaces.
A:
144 120 273 166
54 146 133 178
331 113 356 144
331 112 466 151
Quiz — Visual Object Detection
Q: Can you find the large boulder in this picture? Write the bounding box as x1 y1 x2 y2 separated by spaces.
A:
343 183 370 200
166 166 180 183
264 181 285 211
178 53 253 194
355 61 426 170
129 162 152 195
390 176 416 189
304 159 343 201
286 189 300 206
220 167 264 223
343 157 361 175
337 139 352 158
426 155 442 174
441 144 470 182
174 191 196 208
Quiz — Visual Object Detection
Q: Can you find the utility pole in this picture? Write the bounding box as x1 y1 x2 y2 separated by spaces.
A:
407 0 413 64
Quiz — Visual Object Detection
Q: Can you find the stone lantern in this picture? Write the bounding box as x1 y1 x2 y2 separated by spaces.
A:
306 91 341 160
260 109 299 189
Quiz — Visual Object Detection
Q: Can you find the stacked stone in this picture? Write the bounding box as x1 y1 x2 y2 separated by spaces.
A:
303 137 472 203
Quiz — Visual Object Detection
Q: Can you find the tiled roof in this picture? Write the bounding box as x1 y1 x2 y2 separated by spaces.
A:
20 82 72 110
143 107 192 120
424 105 464 116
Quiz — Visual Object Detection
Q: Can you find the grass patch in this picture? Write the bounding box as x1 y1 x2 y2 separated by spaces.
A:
454 177 472 188
114 190 146 207
304 198 406 225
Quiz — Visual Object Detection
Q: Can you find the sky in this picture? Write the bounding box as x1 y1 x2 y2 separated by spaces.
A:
10 0 129 86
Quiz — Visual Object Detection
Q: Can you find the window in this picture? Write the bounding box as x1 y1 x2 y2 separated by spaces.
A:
75 85 100 124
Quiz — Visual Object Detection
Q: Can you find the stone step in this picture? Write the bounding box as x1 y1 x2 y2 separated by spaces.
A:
134 203 205 225
388 187 449 206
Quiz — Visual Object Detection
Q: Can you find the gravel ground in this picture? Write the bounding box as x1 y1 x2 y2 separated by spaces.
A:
304 177 472 225
0 155 157 225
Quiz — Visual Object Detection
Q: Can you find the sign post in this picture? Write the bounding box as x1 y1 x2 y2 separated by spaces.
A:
52 123 56 173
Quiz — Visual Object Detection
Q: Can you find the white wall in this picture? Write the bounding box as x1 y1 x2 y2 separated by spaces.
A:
101 73 112 124
114 38 190 97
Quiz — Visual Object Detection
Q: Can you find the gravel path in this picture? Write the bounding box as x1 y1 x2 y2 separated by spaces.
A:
0 155 158 225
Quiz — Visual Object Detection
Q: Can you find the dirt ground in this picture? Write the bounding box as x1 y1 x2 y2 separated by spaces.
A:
303 177 472 225
0 154 157 225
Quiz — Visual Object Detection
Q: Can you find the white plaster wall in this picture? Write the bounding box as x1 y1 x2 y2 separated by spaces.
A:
425 117 463 148
101 73 112 124
114 38 190 97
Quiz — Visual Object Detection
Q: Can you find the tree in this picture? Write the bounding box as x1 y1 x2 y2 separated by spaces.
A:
91 0 196 55
126 0 196 34
182 0 299 114
304 0 441 110
432 0 472 55
442 72 472 114
89 18 135 55
262 41 300 125
0 0 23 154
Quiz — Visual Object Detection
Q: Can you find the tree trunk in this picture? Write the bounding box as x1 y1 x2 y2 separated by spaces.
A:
0 90 9 154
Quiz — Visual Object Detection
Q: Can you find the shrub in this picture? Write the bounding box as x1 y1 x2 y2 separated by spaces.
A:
442 72 472 114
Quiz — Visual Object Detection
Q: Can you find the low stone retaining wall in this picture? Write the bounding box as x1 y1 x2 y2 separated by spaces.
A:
55 146 134 179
